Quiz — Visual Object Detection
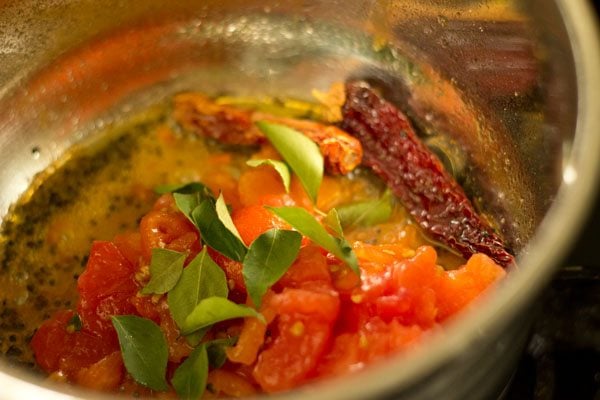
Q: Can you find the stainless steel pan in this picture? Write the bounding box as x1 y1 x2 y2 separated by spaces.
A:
0 1 598 399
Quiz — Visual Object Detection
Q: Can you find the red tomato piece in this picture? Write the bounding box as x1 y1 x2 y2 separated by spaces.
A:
345 246 441 329
231 205 288 246
130 295 161 323
317 318 422 377
253 282 339 392
253 314 334 392
30 310 76 372
152 193 176 211
435 253 505 321
30 310 118 379
139 209 197 262
77 241 138 342
276 245 332 289
271 288 339 321
165 231 202 264
76 351 124 391
113 232 143 267
237 166 288 207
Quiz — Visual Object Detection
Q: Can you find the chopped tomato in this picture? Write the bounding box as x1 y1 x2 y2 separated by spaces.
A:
158 304 193 363
207 370 257 397
152 193 177 211
77 241 138 343
227 292 277 365
253 284 339 392
130 294 161 323
113 231 143 267
139 209 198 262
31 310 76 372
76 351 124 391
318 318 422 377
436 253 505 321
253 314 334 392
30 310 118 379
30 132 508 396
231 205 288 246
276 245 331 288
165 231 202 264
238 165 287 207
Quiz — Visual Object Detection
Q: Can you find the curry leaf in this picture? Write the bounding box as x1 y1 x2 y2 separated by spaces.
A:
111 316 169 391
215 193 244 243
206 337 238 369
154 182 211 195
141 249 186 295
191 199 247 262
171 344 209 400
256 121 323 203
268 206 360 276
323 208 343 237
154 182 214 222
243 229 302 308
167 248 228 331
182 297 264 335
337 191 393 229
246 159 291 193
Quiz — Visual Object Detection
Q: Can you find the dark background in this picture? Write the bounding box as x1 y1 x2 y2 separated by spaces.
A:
503 2 600 399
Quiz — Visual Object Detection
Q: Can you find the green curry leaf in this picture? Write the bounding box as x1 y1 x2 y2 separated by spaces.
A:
206 337 238 369
140 248 186 295
246 159 291 193
111 316 169 391
167 248 228 331
182 297 264 335
191 199 247 262
171 344 209 400
215 193 244 243
243 229 302 308
323 208 344 237
154 182 211 195
154 182 214 222
337 190 393 229
256 121 323 203
267 206 360 276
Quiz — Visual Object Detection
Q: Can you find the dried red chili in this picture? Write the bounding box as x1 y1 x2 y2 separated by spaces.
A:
173 93 362 175
340 81 515 268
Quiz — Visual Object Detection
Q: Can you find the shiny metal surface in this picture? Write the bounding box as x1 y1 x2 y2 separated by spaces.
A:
0 1 599 399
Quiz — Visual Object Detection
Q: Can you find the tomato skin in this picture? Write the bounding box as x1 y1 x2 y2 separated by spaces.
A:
31 310 118 379
238 165 287 207
77 241 138 343
131 294 161 323
345 246 441 329
165 231 202 264
139 209 197 262
318 318 422 377
207 369 258 397
75 351 124 391
152 193 177 211
31 310 75 372
276 245 331 289
272 288 339 321
113 232 143 267
208 248 246 293
77 241 137 299
231 205 288 246
253 314 334 393
436 253 505 321
253 280 339 392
